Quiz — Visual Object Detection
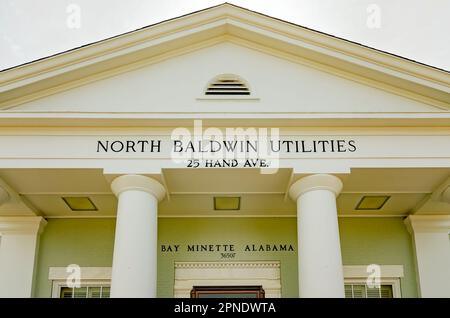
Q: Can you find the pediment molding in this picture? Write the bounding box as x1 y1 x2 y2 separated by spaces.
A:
0 3 449 111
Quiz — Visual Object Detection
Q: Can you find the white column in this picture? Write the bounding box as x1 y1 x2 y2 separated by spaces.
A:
0 216 47 297
404 215 450 298
289 174 345 298
110 174 165 298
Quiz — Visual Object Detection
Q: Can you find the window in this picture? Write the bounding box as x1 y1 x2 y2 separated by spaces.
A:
49 267 112 298
60 286 110 298
49 265 403 298
191 286 265 298
344 284 393 298
343 265 403 298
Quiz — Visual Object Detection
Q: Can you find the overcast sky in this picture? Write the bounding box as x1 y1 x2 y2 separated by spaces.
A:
1 0 449 71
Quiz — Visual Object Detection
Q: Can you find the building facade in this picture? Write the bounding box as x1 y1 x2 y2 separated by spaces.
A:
0 4 449 298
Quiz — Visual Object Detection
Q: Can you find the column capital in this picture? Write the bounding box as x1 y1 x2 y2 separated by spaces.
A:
404 215 450 234
111 174 166 202
0 216 47 235
289 174 343 201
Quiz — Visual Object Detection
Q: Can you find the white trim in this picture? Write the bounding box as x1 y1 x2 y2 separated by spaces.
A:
0 216 47 235
343 265 403 298
289 173 343 199
1 5 448 110
0 216 47 297
42 214 409 219
48 267 111 280
344 278 402 298
51 280 111 299
110 174 166 201
343 265 404 278
174 261 280 269
49 264 404 298
174 261 281 298
196 97 261 101
404 215 450 233
49 267 111 298
404 215 450 297
1 113 449 127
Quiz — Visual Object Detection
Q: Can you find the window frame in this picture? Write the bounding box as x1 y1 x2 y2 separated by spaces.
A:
49 267 111 298
190 285 265 298
343 265 404 298
173 261 281 298
49 265 403 298
344 278 401 298
52 280 111 298
57 282 111 298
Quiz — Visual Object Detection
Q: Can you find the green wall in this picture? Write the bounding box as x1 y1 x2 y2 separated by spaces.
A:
157 218 298 297
34 217 418 297
34 219 116 297
339 218 418 297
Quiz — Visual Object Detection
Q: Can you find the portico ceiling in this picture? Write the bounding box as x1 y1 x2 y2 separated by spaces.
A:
0 167 448 218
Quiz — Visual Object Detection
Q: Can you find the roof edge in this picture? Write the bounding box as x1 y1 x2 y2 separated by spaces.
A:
0 2 448 109
1 2 448 76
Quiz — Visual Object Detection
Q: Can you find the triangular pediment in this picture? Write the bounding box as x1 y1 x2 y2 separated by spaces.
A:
0 3 449 118
3 40 444 114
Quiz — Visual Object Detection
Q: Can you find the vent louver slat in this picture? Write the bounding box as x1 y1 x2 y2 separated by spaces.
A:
205 75 250 96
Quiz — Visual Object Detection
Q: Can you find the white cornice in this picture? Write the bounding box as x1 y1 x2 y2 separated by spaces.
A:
404 215 450 233
0 216 47 235
0 4 448 111
0 113 449 128
174 261 281 269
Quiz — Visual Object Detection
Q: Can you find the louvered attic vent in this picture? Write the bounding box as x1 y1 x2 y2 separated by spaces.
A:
205 75 250 96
